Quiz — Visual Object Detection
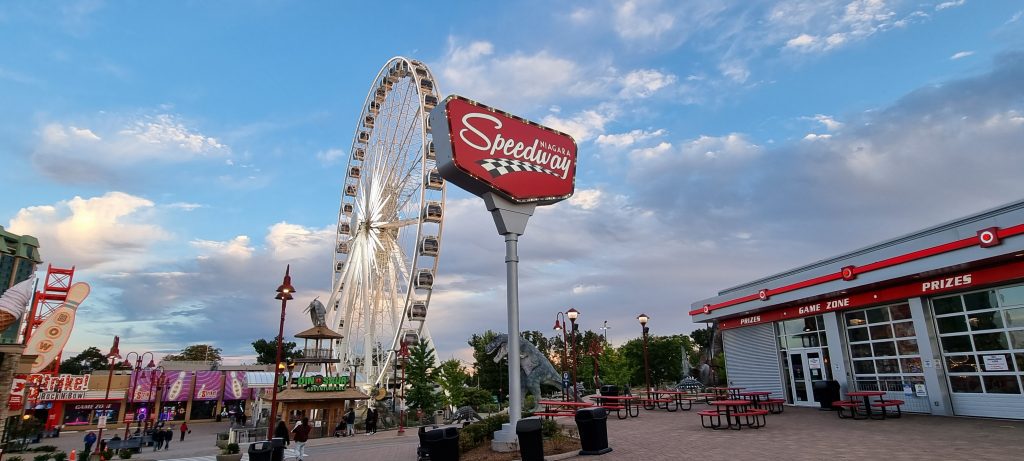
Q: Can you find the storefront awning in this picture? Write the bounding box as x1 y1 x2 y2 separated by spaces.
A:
266 388 369 401
245 372 277 388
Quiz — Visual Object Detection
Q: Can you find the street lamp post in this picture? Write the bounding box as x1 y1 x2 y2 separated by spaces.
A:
121 352 155 439
147 366 164 430
267 265 295 440
638 314 651 395
96 336 121 457
397 341 409 435
552 312 569 401
566 308 580 401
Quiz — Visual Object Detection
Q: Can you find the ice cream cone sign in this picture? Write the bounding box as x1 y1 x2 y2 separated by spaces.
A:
24 282 90 373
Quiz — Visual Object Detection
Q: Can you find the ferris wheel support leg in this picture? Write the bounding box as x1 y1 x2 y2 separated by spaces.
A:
483 193 536 451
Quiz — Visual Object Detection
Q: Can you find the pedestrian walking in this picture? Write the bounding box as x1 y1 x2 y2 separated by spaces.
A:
179 422 188 441
152 428 163 451
83 431 96 454
273 420 291 450
344 408 355 437
369 408 378 434
291 417 310 461
163 427 173 450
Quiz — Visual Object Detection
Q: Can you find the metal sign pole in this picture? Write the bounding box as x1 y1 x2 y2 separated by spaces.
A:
483 193 535 438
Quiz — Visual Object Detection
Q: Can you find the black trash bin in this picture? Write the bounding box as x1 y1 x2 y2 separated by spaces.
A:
812 380 841 410
420 427 459 461
269 437 286 461
248 440 273 461
516 418 544 461
575 407 612 455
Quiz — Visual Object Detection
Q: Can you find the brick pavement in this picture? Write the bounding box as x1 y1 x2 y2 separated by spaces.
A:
555 404 1024 461
21 405 1024 461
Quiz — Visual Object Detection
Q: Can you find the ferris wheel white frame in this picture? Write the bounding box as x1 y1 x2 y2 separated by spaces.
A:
325 56 445 388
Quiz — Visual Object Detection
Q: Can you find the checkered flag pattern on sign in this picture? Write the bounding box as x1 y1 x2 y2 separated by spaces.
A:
478 158 560 178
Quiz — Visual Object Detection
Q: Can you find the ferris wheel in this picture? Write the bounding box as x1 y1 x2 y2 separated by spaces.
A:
325 57 445 389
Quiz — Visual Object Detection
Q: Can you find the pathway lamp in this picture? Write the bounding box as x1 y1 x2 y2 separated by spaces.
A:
638 314 651 394
267 265 295 440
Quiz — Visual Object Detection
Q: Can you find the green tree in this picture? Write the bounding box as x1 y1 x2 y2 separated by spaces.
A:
435 359 468 412
689 327 714 356
619 334 693 389
251 339 303 364
162 344 223 365
468 330 505 399
458 386 493 409
59 347 128 374
405 339 439 414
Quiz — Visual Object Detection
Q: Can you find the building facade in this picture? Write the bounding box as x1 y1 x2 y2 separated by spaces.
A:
0 226 42 439
691 200 1024 419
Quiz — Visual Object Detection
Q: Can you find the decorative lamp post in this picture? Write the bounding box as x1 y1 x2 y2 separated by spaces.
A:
566 308 580 401
397 340 410 435
267 265 295 440
145 366 164 430
553 312 569 401
96 336 121 457
121 352 155 439
638 314 651 395
286 359 296 389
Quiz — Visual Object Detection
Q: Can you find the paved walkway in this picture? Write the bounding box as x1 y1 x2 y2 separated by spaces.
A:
18 404 1024 461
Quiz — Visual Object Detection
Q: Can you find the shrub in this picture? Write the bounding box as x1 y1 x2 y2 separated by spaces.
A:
541 419 561 438
224 443 240 455
117 449 132 459
52 452 67 461
8 457 24 461
101 449 114 461
457 413 509 453
33 454 51 461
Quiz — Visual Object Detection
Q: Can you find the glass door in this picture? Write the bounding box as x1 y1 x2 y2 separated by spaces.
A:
787 349 826 406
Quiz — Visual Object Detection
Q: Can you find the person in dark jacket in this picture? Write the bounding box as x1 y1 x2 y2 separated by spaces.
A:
291 417 311 461
273 420 291 446
152 428 163 451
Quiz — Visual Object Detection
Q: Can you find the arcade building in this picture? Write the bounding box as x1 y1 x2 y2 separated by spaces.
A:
692 199 1024 420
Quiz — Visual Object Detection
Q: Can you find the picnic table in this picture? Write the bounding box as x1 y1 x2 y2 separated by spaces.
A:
589 395 640 419
836 391 903 420
700 400 768 430
708 386 745 399
644 390 700 411
535 399 593 419
738 391 785 414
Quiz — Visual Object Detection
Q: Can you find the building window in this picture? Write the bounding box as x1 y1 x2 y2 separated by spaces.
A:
845 303 925 391
932 284 1024 395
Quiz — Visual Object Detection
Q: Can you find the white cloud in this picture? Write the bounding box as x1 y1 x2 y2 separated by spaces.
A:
191 236 254 261
572 284 605 295
541 109 611 143
438 39 590 111
32 113 230 185
596 129 667 148
166 202 203 211
8 192 170 271
568 189 604 210
718 60 751 83
614 0 675 41
265 222 334 262
619 69 677 98
316 148 346 165
811 114 843 131
935 0 965 11
951 51 975 60
803 133 833 141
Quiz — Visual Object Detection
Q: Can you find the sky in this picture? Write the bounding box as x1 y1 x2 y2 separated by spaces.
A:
2 0 1024 366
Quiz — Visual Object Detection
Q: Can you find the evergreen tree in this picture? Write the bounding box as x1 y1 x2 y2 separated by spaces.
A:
404 339 439 414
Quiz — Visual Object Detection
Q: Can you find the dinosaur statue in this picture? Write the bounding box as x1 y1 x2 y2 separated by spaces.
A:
485 334 562 411
305 297 327 327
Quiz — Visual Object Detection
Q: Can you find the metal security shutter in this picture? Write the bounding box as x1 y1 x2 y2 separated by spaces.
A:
723 323 785 398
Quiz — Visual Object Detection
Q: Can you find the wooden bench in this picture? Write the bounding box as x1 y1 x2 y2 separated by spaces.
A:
105 438 144 453
871 399 904 419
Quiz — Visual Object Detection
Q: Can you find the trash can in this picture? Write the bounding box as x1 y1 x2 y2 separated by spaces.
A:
421 427 460 461
269 437 286 461
516 418 544 461
812 380 841 410
575 407 612 455
248 440 273 461
599 385 619 397
435 409 445 425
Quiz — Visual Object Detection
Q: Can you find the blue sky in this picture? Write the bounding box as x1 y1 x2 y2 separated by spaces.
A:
2 0 1023 364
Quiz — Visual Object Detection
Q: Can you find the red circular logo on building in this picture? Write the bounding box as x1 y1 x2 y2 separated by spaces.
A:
758 289 770 301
